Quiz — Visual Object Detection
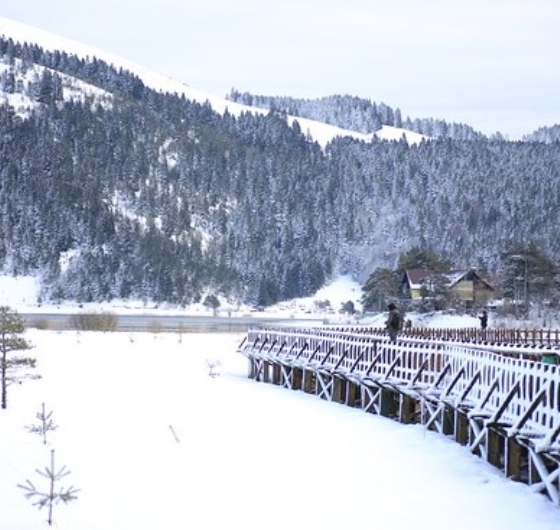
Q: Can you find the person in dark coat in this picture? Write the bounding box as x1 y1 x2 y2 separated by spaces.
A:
479 310 488 330
386 303 402 342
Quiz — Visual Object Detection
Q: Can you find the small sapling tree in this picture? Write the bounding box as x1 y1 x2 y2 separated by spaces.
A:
206 358 222 378
18 449 79 526
176 322 186 343
0 305 32 409
26 402 58 445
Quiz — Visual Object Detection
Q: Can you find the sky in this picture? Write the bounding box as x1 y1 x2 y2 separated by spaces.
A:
1 1 559 140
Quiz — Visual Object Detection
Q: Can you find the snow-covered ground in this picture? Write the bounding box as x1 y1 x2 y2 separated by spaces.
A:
2 330 560 529
1 275 560 528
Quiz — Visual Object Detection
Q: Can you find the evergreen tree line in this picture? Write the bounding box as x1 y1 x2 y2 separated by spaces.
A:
1 37 560 307
227 90 485 140
522 125 560 144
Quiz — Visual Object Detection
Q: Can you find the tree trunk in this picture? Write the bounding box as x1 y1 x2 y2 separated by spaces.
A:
1 349 7 409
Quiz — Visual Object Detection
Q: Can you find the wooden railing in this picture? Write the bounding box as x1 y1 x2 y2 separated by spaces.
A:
240 327 560 448
327 326 560 347
239 326 560 504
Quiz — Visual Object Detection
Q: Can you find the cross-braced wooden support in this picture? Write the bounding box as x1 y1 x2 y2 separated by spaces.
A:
239 328 560 506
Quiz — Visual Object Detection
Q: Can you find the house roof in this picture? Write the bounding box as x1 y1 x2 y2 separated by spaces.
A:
404 269 433 289
446 269 495 291
404 268 494 291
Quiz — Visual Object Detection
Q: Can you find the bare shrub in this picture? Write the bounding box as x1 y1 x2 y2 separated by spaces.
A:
69 312 118 332
147 320 163 336
31 318 50 330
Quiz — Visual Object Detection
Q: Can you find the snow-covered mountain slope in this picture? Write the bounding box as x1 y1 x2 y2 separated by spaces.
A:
0 56 113 116
0 16 426 147
372 125 425 144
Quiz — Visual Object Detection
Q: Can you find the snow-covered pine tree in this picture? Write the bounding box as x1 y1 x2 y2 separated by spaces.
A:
18 448 79 527
0 306 32 409
26 402 58 445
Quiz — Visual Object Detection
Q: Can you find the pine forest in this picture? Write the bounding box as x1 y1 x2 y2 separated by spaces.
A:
1 36 560 307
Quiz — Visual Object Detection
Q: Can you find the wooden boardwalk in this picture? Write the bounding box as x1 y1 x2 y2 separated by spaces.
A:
238 326 560 505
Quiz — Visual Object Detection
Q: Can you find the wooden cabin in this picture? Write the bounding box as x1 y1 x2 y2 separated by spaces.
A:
401 268 494 308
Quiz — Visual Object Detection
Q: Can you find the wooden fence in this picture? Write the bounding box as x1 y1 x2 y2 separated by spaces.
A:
239 327 560 505
342 326 560 347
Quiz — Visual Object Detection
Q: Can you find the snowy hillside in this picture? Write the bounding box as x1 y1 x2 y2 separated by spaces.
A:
0 16 426 147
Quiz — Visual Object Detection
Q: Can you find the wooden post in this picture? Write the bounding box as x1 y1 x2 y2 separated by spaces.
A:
292 367 303 390
487 427 503 468
455 411 470 445
506 437 523 481
303 369 315 394
400 394 417 424
263 361 270 383
443 405 454 436
347 382 360 407
272 364 281 385
332 376 346 404
380 388 399 418
489 428 501 465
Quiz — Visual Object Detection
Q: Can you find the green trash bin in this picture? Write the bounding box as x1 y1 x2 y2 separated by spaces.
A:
542 353 558 365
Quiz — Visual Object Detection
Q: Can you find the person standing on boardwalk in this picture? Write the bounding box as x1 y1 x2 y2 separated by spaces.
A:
479 309 488 330
386 303 402 342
